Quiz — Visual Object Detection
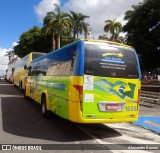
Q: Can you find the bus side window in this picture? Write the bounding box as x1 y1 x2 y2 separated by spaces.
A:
70 50 76 74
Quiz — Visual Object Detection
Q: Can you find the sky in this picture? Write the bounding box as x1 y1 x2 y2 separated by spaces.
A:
0 0 144 75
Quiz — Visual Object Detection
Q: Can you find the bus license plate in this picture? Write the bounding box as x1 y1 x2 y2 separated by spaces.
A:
106 104 119 110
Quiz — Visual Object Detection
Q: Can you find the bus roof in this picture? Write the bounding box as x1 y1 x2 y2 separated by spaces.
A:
83 39 133 49
30 40 134 64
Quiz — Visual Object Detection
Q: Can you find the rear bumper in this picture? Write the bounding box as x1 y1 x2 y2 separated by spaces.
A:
70 116 138 123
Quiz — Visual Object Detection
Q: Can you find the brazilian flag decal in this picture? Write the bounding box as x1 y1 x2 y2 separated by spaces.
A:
110 81 136 100
95 79 136 100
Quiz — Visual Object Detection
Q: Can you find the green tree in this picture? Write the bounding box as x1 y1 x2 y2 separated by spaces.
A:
98 34 109 40
123 0 160 70
115 35 126 44
104 19 122 41
60 34 75 48
69 11 89 40
43 4 72 49
14 26 52 58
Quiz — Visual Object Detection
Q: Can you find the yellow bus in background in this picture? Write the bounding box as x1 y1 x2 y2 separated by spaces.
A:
14 52 46 91
6 63 14 83
6 57 19 83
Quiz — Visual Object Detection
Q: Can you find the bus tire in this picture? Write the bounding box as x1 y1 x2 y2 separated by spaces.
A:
41 95 50 118
19 81 22 92
24 87 29 100
13 80 16 87
9 78 11 84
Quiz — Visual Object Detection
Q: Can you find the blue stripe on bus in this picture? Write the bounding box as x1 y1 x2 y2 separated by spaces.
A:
73 40 84 76
133 48 141 80
79 40 85 76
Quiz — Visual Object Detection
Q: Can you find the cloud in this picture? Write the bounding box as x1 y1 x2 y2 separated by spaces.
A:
12 41 18 47
0 47 11 75
62 0 143 38
0 43 19 76
34 0 60 22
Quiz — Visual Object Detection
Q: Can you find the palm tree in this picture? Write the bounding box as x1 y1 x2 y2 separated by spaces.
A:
104 19 122 41
98 34 109 40
43 4 72 49
116 35 125 44
5 51 14 61
69 11 89 40
43 12 56 50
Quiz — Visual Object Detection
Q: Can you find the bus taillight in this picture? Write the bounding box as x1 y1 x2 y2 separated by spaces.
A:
137 89 141 110
138 89 141 102
73 85 83 111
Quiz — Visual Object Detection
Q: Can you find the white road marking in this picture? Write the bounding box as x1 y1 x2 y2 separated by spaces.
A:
107 123 160 140
76 125 153 153
0 94 23 98
0 84 14 85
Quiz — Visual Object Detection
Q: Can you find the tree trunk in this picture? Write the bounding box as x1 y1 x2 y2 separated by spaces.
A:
57 32 60 49
111 32 115 41
52 33 55 50
77 33 79 40
84 31 87 39
73 28 76 40
9 56 11 61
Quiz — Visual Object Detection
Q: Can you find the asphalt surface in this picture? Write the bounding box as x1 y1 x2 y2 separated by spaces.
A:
139 101 160 116
0 79 160 153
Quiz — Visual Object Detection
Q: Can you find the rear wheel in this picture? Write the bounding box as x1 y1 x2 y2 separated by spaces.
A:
13 80 16 87
24 87 29 100
41 95 50 118
19 81 23 92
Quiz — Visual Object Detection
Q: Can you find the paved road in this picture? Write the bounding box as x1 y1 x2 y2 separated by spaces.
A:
139 102 160 116
0 80 160 153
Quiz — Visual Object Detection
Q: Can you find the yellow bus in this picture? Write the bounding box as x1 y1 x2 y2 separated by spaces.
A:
14 52 46 91
6 57 19 83
6 63 14 83
24 40 141 123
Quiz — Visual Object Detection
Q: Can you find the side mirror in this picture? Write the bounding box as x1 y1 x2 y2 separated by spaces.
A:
24 65 27 70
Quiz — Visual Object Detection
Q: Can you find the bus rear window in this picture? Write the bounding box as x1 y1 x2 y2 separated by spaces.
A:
84 43 139 78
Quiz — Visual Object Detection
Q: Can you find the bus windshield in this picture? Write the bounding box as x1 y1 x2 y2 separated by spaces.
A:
84 43 139 78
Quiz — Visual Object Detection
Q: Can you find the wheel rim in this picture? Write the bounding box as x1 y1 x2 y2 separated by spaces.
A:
42 97 46 114
42 103 45 114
